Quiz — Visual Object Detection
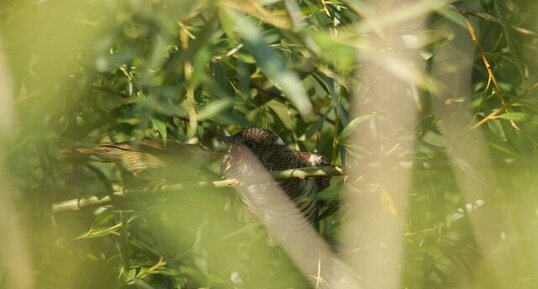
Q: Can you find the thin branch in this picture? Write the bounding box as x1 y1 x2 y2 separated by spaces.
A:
52 166 344 214
464 16 503 94
450 5 538 38
472 82 538 129
51 157 528 214
53 190 125 213
271 166 343 180
463 15 520 131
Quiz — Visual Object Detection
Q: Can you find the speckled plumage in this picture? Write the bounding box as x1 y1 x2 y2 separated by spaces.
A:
62 141 219 180
221 128 330 222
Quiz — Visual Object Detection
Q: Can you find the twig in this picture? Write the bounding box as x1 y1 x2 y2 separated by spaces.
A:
51 157 529 214
271 166 343 180
52 166 344 214
463 15 520 130
464 16 503 94
450 5 538 38
472 82 538 129
52 190 126 213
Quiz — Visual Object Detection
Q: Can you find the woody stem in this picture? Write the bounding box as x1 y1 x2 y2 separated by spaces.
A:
52 166 344 214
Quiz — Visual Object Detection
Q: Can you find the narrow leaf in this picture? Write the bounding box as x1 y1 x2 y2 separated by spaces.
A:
227 9 314 119
151 118 168 139
197 98 235 121
339 114 372 140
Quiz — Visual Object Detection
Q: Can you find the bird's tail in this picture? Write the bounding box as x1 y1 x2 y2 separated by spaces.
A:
59 147 124 163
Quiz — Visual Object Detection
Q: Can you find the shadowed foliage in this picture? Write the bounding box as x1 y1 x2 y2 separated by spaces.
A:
1 0 538 288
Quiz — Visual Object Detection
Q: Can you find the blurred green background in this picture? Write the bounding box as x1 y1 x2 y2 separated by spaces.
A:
1 0 538 288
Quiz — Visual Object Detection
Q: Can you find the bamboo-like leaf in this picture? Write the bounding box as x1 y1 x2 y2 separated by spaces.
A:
308 30 357 73
497 112 537 123
75 223 122 240
151 118 168 139
493 0 525 79
338 114 372 140
227 9 314 119
220 0 291 29
197 98 235 121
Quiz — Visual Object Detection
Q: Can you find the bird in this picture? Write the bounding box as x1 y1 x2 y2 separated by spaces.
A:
220 128 330 223
61 129 330 222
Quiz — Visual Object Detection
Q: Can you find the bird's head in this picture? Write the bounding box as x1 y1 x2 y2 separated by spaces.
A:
221 128 285 150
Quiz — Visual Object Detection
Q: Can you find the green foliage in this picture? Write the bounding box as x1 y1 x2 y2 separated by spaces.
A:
1 0 538 289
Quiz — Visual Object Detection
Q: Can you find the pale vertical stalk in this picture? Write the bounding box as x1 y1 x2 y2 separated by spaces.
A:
234 150 361 289
0 39 34 289
431 16 515 289
0 40 14 135
341 1 424 289
179 23 198 140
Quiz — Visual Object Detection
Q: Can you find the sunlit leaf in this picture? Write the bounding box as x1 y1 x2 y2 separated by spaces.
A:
151 118 168 139
220 0 291 29
338 114 372 140
226 9 314 120
75 223 122 240
197 98 235 121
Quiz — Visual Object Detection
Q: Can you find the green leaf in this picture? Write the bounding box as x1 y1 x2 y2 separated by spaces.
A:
316 183 341 201
218 5 238 39
266 99 294 130
498 112 525 121
493 0 525 80
214 111 255 126
497 112 538 123
227 9 314 120
220 0 291 29
151 118 168 139
197 98 235 121
75 223 122 240
139 98 188 117
488 142 522 159
308 30 357 73
339 114 372 140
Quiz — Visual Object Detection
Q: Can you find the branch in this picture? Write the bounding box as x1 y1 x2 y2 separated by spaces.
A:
450 5 538 38
53 190 126 214
52 166 344 214
271 166 343 180
472 81 538 130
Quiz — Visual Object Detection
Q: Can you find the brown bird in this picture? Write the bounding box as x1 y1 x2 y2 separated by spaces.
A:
220 128 330 222
62 129 330 222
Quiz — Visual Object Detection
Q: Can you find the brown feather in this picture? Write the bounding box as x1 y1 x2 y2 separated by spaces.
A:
221 128 330 222
62 141 220 180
